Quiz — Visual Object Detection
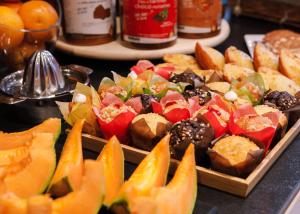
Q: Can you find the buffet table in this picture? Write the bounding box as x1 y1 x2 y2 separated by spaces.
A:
1 16 300 214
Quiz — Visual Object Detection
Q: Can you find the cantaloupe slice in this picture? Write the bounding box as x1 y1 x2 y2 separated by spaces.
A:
96 136 124 207
110 135 170 212
47 119 84 198
0 146 30 166
0 146 31 179
0 160 105 214
131 144 197 214
0 133 56 198
52 160 105 214
0 193 27 214
0 118 61 150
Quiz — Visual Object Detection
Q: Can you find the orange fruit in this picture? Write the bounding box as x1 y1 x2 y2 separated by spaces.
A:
18 0 59 43
0 2 23 13
0 6 24 49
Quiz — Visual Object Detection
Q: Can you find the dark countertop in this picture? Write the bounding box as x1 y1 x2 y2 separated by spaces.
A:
1 16 300 214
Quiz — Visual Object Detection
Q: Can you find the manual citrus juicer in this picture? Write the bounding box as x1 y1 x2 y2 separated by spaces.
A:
0 50 92 122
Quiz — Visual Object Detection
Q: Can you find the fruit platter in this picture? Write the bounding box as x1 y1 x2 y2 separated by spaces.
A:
0 118 196 213
54 42 300 198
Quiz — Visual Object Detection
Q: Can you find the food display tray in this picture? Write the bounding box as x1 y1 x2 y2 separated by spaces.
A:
80 118 300 197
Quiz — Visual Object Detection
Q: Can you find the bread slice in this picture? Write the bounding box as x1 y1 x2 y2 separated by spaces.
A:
223 63 255 82
195 42 225 70
253 43 278 71
258 67 300 95
225 46 254 70
162 54 202 74
194 69 223 83
279 49 300 85
206 82 230 94
263 30 300 54
163 53 197 65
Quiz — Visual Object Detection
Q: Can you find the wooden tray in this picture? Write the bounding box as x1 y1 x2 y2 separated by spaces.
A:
80 119 300 197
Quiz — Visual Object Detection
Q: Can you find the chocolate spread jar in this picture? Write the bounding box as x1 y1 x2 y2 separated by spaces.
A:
62 0 116 45
178 0 222 39
120 0 177 49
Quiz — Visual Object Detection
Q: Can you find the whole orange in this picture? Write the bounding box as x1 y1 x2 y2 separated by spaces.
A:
18 0 59 43
0 2 23 13
0 6 24 49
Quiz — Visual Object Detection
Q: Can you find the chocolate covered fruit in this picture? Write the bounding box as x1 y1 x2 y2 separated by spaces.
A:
47 119 84 198
130 113 171 151
208 135 264 177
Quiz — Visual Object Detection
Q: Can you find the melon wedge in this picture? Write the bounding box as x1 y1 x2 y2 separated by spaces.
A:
52 160 105 214
131 144 197 214
0 160 105 214
0 118 61 150
110 135 170 212
0 193 27 214
0 146 31 179
96 136 124 207
47 119 84 198
0 133 56 198
0 146 30 166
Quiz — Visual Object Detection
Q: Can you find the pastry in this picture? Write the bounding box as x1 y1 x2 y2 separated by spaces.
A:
169 70 205 89
253 43 278 70
254 105 288 148
206 82 231 94
264 91 298 111
224 46 254 70
182 86 211 105
208 135 264 177
132 94 159 113
263 29 300 54
130 113 171 151
279 49 300 85
229 104 279 152
162 53 202 74
223 63 255 82
169 115 214 165
195 43 225 71
258 67 300 95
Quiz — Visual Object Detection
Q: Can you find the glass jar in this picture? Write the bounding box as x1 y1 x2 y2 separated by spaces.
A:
62 0 116 46
120 0 177 49
178 0 222 39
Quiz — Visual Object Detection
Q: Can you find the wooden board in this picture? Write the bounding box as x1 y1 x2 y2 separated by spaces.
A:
81 119 300 197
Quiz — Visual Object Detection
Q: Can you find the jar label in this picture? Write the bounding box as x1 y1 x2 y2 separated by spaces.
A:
63 0 115 35
178 0 221 33
122 0 177 44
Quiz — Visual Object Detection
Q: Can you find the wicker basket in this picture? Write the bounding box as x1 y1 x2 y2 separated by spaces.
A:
229 0 300 29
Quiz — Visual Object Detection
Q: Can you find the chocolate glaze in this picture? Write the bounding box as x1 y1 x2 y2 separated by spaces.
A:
183 86 211 105
169 70 205 89
264 91 298 111
170 115 214 166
